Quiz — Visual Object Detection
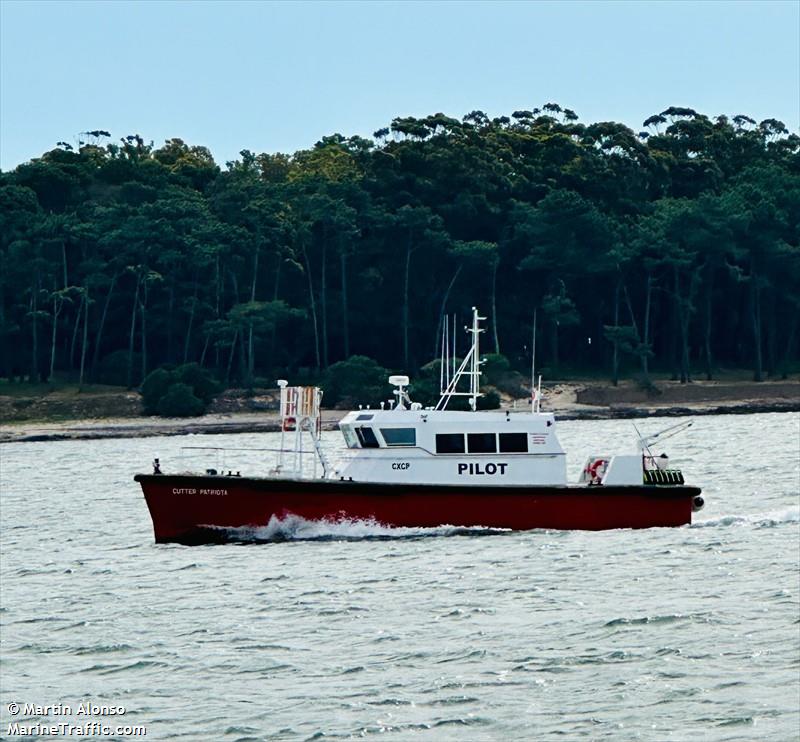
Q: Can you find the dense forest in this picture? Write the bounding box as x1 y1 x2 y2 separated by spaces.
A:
1 105 798 398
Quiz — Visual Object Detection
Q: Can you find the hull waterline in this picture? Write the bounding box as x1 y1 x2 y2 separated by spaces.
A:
134 474 702 544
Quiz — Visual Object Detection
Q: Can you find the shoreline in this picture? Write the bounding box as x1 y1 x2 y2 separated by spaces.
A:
2 397 797 444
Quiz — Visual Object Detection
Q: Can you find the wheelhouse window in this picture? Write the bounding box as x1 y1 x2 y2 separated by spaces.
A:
436 433 465 454
355 426 380 448
467 433 497 454
499 433 528 453
380 428 416 446
356 413 374 421
341 425 359 449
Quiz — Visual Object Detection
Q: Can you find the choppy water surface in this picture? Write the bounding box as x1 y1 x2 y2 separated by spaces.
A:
1 412 798 741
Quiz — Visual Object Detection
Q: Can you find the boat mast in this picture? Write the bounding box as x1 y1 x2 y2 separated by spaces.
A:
531 309 536 414
529 309 543 414
468 306 483 409
436 307 485 411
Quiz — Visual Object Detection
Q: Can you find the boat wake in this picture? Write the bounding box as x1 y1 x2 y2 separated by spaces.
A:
205 515 512 543
691 507 800 529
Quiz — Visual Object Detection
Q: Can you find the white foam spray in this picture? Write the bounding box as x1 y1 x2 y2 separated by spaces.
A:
208 514 511 543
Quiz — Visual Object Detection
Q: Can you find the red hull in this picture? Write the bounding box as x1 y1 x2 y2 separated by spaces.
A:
134 474 702 544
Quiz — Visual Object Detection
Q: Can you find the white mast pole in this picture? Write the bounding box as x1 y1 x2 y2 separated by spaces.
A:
469 307 480 410
452 313 456 385
445 315 451 389
277 380 288 467
537 374 542 413
440 316 445 394
531 309 537 414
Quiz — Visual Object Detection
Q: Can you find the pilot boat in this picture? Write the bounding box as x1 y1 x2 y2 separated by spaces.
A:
135 309 704 543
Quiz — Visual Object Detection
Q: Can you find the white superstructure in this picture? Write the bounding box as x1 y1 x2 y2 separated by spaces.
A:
273 308 692 491
335 407 566 485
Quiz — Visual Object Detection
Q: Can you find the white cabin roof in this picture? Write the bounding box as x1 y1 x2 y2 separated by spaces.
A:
338 408 563 457
339 408 555 428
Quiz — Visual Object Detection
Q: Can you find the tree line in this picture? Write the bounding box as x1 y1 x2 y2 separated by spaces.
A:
1 106 798 394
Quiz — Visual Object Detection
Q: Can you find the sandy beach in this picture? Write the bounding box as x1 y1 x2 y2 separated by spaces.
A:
1 380 797 444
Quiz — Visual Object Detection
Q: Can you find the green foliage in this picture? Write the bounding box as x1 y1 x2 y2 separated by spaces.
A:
477 389 501 410
322 356 389 408
156 382 205 417
174 362 221 403
603 326 646 359
407 376 439 408
140 364 220 416
481 354 511 385
97 351 140 387
1 106 798 393
141 368 174 415
541 283 580 327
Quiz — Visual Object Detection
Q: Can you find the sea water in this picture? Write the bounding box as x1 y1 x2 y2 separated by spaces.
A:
1 412 798 741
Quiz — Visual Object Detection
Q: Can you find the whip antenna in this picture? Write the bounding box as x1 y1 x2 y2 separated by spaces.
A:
531 309 537 414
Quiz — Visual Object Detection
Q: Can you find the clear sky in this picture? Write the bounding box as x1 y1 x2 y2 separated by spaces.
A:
1 0 798 171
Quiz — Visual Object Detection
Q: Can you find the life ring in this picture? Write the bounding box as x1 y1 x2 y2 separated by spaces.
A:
587 458 607 482
282 416 296 432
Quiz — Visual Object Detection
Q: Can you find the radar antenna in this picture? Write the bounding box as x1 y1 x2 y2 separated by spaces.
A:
389 375 411 410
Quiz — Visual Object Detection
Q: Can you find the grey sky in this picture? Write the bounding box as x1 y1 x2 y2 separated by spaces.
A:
1 0 798 170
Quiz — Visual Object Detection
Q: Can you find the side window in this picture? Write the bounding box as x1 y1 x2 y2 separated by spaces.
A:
355 426 380 448
499 433 528 453
381 428 416 446
467 433 497 454
436 433 465 454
